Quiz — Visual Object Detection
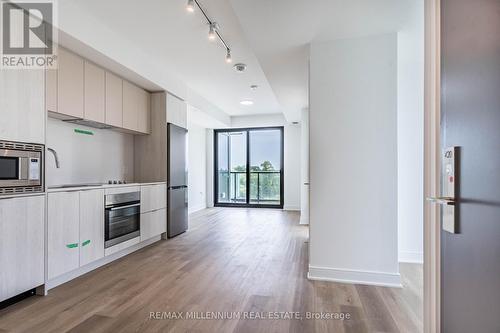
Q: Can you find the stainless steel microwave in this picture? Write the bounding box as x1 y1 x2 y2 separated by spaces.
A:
0 140 44 195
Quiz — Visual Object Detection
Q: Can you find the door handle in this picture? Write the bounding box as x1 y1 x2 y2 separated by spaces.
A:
426 196 456 206
108 203 140 211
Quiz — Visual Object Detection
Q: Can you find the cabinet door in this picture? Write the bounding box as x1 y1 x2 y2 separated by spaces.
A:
79 189 104 267
140 208 167 241
0 69 45 144
105 72 123 127
122 80 139 131
46 68 57 112
141 184 167 213
48 191 80 279
57 48 84 118
0 196 44 302
137 89 151 134
84 61 105 123
166 93 187 129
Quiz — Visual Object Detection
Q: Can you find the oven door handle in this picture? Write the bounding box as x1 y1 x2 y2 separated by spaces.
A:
108 203 140 211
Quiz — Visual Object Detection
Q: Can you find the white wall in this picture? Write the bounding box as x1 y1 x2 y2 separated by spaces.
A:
284 123 302 211
397 1 424 264
229 114 301 210
46 118 134 186
187 120 207 213
309 34 400 287
300 108 310 225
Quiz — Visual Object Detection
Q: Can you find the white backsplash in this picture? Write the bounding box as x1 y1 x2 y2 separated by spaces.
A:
46 118 134 186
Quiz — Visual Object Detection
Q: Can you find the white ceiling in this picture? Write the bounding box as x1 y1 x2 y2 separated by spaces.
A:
64 0 417 123
230 0 416 121
66 0 282 117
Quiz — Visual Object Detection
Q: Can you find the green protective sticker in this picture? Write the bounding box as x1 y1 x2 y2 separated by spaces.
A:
74 128 94 136
66 243 78 249
82 240 91 247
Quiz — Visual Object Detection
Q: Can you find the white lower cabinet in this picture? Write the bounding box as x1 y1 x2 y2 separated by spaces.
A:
79 189 105 266
141 208 167 241
0 195 44 302
48 189 105 280
140 184 166 213
46 185 167 283
140 184 167 241
48 192 80 280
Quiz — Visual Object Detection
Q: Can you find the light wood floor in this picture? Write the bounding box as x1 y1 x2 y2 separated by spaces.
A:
0 208 422 333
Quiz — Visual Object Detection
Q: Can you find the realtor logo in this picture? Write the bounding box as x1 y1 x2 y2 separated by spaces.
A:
1 0 57 68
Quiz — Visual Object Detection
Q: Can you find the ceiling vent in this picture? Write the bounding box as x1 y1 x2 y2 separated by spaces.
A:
233 63 247 73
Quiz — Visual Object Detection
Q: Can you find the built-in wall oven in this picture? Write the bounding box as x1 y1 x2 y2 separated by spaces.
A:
0 140 43 196
105 191 141 248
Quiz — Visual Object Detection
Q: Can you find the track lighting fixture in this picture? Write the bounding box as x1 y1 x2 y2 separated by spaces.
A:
186 0 195 13
208 23 217 41
225 49 232 63
185 0 233 64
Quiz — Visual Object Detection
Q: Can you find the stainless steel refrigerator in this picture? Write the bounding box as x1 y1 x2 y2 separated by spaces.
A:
167 123 188 238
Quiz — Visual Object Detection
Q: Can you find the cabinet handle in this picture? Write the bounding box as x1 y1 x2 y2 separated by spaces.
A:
66 243 78 249
82 240 91 247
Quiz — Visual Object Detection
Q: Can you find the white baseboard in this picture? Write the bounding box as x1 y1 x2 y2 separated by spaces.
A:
399 251 424 264
189 204 207 214
299 216 309 225
308 265 402 288
283 206 301 211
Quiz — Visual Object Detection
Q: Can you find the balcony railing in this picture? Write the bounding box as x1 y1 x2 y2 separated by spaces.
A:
217 171 281 204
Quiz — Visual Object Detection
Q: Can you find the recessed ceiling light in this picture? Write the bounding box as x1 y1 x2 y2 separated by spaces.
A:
233 63 247 73
240 100 254 106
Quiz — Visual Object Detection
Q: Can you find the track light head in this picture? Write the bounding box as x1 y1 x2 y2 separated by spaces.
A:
208 22 217 41
186 0 195 12
225 49 232 63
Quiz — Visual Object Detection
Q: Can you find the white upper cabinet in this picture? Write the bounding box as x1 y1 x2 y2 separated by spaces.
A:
123 80 151 134
105 72 123 127
122 80 139 132
57 48 84 118
166 93 187 129
46 68 57 113
84 61 105 123
138 88 151 134
0 69 45 144
44 45 151 135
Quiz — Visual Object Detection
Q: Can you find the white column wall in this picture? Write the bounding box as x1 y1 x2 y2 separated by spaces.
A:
308 34 400 287
397 0 425 264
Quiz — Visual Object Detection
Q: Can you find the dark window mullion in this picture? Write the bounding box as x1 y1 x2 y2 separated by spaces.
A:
246 130 250 205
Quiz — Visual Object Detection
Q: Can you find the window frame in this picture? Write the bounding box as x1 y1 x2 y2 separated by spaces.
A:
213 126 284 209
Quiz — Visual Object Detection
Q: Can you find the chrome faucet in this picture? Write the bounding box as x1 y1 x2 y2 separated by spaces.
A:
47 148 60 168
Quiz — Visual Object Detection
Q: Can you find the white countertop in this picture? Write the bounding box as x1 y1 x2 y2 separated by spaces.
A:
0 182 167 198
47 181 166 193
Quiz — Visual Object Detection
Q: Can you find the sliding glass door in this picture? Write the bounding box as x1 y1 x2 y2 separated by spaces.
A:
216 131 247 204
214 127 283 208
